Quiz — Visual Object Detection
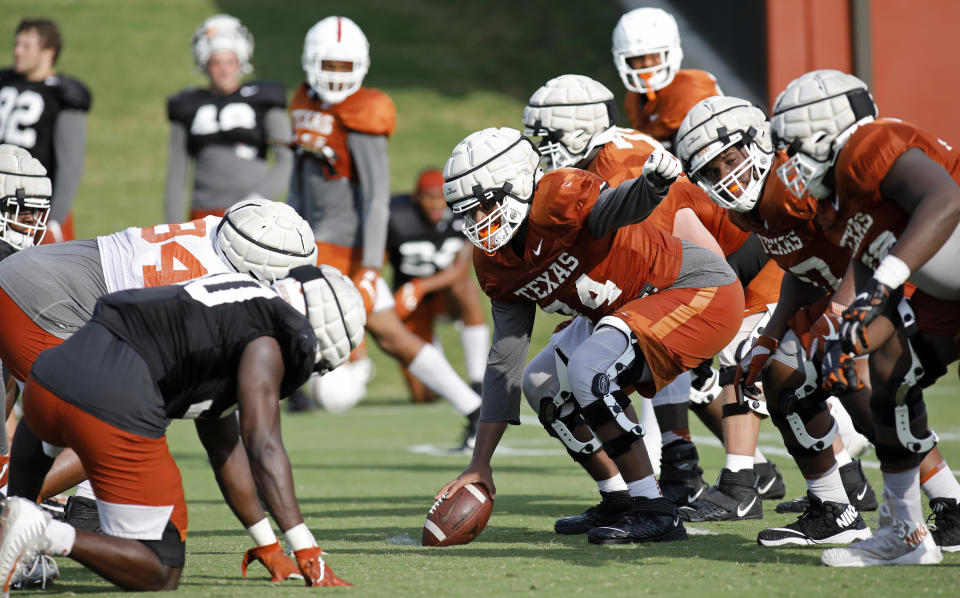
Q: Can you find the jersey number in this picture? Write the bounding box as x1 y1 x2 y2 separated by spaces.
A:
184 275 275 307
190 103 257 135
141 220 209 286
789 256 841 291
543 274 623 316
0 88 44 149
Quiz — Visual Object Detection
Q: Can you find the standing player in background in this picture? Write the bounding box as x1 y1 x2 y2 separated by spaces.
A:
289 17 481 441
387 168 488 410
0 18 90 243
164 15 293 223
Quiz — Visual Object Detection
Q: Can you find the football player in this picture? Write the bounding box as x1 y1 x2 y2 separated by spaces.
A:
387 169 489 409
522 74 782 528
288 17 482 435
611 7 721 149
0 198 316 581
436 126 745 544
164 15 293 222
0 267 362 590
769 70 960 566
1 18 90 243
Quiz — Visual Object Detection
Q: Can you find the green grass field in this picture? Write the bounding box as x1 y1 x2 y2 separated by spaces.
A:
7 1 960 596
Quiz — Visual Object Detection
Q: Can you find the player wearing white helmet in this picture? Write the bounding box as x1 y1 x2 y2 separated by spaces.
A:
0 144 51 256
288 17 482 441
165 15 293 223
611 7 720 149
436 126 746 544
2 267 360 591
768 70 960 566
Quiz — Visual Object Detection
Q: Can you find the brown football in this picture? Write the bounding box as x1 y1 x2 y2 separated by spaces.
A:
422 483 493 547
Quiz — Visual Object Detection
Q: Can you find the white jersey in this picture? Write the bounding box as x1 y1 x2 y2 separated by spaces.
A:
97 216 232 294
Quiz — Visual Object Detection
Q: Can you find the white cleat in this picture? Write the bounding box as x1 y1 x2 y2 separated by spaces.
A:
821 505 943 567
0 498 52 597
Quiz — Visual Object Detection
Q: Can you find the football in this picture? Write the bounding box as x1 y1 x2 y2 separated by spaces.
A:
422 483 493 547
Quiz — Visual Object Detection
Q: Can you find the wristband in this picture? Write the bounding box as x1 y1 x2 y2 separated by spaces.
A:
247 517 276 547
873 255 910 289
283 522 317 552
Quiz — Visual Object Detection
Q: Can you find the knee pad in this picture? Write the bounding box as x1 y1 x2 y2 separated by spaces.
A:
871 339 939 454
580 378 643 459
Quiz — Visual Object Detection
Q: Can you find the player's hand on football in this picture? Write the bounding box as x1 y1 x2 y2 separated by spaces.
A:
642 148 682 197
820 341 864 395
240 541 303 582
293 547 352 587
735 335 778 399
393 279 426 321
435 462 495 502
839 278 893 354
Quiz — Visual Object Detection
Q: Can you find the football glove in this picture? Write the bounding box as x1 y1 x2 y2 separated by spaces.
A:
240 541 303 582
735 335 778 397
839 278 892 355
352 267 380 316
293 547 352 586
393 279 426 321
820 341 864 395
642 147 682 197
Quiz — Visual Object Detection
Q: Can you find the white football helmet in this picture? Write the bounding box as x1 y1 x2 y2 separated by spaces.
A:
443 127 542 253
0 144 51 250
612 7 683 95
216 197 317 283
302 16 370 105
523 74 618 171
273 265 366 374
675 96 773 212
191 14 254 74
771 70 877 199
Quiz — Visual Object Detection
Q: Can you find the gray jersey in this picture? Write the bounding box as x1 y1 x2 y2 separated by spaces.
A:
0 239 105 338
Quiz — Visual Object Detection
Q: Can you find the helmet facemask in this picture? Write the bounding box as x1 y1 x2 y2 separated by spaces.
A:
450 182 531 253
524 121 590 171
688 132 772 213
614 47 678 96
0 189 49 250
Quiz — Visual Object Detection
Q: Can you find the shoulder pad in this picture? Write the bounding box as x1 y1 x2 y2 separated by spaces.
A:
750 152 817 234
50 74 92 111
243 80 288 108
836 120 914 191
529 169 605 236
336 87 397 137
676 69 722 96
0 69 19 82
167 88 204 123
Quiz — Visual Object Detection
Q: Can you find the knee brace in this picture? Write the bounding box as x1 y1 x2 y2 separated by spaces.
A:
537 349 601 460
873 337 939 455
689 361 721 406
580 377 643 459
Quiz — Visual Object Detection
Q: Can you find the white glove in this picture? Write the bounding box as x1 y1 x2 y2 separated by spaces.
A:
642 148 682 197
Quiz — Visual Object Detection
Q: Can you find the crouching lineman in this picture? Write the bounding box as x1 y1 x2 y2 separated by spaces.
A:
770 70 960 566
436 127 744 543
0 266 363 591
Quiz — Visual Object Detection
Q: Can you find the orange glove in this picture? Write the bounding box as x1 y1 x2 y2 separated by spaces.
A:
393 280 426 321
735 335 779 396
293 547 352 587
240 541 303 582
352 268 380 316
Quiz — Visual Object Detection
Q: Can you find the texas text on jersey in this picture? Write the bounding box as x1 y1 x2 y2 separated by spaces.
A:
625 69 720 149
387 193 464 289
0 69 91 177
167 80 286 160
31 273 315 437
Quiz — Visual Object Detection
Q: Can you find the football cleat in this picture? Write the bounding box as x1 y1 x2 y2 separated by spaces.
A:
679 468 762 522
587 497 687 544
658 440 708 506
821 504 941 566
9 554 58 590
64 496 101 534
459 408 481 453
757 492 871 546
554 490 632 535
927 497 960 553
0 498 53 596
755 461 786 500
775 460 877 513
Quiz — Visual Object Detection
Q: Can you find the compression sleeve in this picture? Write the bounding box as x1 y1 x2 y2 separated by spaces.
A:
587 176 662 238
163 122 190 223
50 110 87 223
347 132 390 269
253 108 294 200
480 300 536 424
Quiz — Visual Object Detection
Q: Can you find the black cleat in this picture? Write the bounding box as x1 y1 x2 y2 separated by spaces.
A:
928 497 960 553
678 468 762 522
776 460 877 513
459 408 481 452
555 490 632 535
756 461 786 500
659 441 708 506
758 492 871 546
64 495 102 534
587 497 687 544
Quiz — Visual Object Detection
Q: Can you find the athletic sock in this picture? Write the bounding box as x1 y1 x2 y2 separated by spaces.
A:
806 463 849 505
834 448 853 468
882 467 923 522
725 453 755 473
661 429 691 446
627 475 662 499
920 459 960 501
753 448 767 464
459 324 489 385
597 474 628 493
408 344 481 415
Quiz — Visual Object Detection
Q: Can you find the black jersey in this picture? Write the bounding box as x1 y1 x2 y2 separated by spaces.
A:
0 69 91 178
32 273 315 435
0 241 16 263
167 80 286 159
387 194 466 289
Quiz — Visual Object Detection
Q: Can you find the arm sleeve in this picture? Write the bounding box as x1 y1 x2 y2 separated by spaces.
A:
252 107 294 201
50 110 87 223
163 122 190 223
480 300 536 424
586 176 662 238
347 132 390 269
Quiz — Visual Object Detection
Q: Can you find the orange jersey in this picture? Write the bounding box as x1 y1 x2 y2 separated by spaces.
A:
474 169 683 322
625 69 721 148
289 84 396 182
586 127 663 186
817 119 960 270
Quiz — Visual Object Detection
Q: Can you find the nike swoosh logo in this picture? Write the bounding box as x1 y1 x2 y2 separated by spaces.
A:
855 485 868 501
687 486 705 504
673 515 680 527
737 496 757 517
758 476 776 495
532 239 543 256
